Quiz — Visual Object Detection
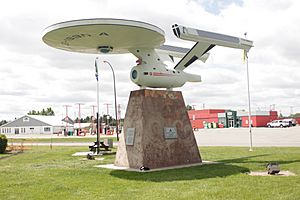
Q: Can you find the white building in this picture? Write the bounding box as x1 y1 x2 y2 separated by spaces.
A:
0 115 73 135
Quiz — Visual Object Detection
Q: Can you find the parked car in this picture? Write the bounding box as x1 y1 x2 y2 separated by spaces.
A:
267 120 290 128
282 118 297 127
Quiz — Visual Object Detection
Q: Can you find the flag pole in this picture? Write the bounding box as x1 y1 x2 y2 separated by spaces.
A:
244 32 253 152
95 57 100 154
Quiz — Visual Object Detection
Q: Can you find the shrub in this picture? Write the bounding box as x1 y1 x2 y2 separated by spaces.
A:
0 134 8 153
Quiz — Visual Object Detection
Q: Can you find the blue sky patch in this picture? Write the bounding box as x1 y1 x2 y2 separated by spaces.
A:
193 0 243 15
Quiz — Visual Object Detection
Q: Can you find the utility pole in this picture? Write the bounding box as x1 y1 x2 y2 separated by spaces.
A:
91 105 97 118
90 105 97 134
290 106 293 116
118 104 121 119
63 105 72 136
75 103 84 136
103 103 112 127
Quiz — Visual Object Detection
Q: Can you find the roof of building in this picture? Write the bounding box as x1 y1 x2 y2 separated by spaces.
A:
29 115 67 126
188 109 226 119
62 116 75 125
237 110 276 117
73 123 92 129
1 115 73 128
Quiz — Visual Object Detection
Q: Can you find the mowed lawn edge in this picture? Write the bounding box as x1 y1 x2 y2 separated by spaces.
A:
0 146 299 200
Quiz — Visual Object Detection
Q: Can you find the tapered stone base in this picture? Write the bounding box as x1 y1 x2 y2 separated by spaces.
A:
115 89 201 169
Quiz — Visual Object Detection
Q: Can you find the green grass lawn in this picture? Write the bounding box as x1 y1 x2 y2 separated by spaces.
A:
0 147 299 200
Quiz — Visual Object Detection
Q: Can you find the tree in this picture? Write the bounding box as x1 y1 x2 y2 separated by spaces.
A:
290 113 300 118
74 116 92 123
0 134 7 154
186 104 193 111
28 107 55 116
28 110 37 115
0 120 7 126
278 113 284 118
84 116 91 123
46 107 55 116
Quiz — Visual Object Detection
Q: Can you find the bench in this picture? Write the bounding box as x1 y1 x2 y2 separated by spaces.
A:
89 141 111 153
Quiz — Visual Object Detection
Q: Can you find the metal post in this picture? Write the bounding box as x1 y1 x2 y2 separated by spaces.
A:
76 103 84 136
63 105 71 136
243 32 253 151
103 60 119 141
95 57 100 154
103 103 112 128
90 105 97 134
245 49 253 151
91 105 96 119
96 112 100 154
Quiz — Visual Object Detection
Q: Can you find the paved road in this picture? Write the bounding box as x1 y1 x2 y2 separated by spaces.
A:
194 126 300 147
6 126 300 147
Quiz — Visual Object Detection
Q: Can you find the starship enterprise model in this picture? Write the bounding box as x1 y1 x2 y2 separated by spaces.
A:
43 18 254 169
42 18 253 89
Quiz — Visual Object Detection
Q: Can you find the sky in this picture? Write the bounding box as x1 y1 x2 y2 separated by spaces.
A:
0 0 299 121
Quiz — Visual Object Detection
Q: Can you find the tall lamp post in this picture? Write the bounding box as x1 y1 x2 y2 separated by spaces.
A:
103 60 119 141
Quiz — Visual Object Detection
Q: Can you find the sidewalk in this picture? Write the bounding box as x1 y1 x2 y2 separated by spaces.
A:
5 133 117 139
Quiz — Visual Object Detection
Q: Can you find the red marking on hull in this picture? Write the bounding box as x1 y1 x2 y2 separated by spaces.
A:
152 72 174 76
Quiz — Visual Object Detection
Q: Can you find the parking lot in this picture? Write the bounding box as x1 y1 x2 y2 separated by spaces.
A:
194 126 300 147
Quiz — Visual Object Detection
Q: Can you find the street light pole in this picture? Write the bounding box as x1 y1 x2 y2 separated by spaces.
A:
244 32 253 152
103 60 119 141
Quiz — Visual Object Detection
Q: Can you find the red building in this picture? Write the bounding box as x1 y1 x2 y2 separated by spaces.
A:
295 118 300 124
188 109 225 129
188 109 279 129
239 111 278 127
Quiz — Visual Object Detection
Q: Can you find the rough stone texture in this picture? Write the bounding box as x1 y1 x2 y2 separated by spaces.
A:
115 89 201 169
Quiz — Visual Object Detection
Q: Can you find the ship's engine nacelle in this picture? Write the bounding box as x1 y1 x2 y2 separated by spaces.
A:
130 64 201 89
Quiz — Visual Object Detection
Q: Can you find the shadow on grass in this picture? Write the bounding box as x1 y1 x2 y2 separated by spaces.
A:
0 151 23 160
218 154 271 164
218 154 300 165
109 163 249 182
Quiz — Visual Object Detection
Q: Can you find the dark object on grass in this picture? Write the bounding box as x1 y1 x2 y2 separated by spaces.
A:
266 162 280 175
89 141 111 153
87 154 95 160
0 134 8 154
140 166 150 171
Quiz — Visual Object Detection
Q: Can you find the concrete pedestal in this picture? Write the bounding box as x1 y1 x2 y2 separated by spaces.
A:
115 89 201 169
